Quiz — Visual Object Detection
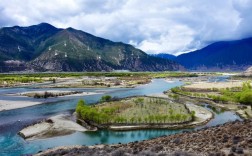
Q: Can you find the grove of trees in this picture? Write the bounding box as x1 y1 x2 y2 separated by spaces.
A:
76 97 194 125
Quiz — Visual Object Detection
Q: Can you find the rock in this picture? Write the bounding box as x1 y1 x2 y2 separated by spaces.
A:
151 145 163 152
232 136 240 144
230 146 236 153
46 119 54 123
228 152 235 156
222 134 229 143
172 138 181 144
235 147 244 154
247 137 252 143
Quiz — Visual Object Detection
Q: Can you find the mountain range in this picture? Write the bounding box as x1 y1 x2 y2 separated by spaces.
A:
1 23 252 72
0 23 181 72
175 38 252 71
152 37 252 71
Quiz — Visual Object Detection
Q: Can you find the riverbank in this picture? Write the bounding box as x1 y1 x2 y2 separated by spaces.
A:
167 80 252 119
36 119 252 156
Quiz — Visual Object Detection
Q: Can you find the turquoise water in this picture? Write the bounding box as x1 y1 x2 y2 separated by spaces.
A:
0 78 241 155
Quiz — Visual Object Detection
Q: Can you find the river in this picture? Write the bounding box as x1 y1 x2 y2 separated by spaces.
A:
0 78 241 156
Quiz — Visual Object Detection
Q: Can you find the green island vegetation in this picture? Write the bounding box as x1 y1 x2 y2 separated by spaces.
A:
170 81 252 108
0 76 43 86
76 96 194 126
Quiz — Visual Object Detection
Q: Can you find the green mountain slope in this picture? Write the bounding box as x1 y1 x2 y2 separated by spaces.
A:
0 23 181 72
0 23 60 61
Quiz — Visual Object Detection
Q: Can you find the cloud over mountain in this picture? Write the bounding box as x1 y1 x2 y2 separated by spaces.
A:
1 0 252 55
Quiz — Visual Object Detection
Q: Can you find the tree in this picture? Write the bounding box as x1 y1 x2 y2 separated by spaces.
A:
100 95 112 102
239 91 252 107
155 115 162 123
168 108 174 115
162 115 168 123
44 91 49 98
138 117 142 123
242 81 251 91
169 115 175 122
181 114 187 122
191 111 196 120
100 113 110 124
175 114 181 122
135 98 144 107
144 117 148 123
148 115 155 123
130 117 135 123
76 99 86 114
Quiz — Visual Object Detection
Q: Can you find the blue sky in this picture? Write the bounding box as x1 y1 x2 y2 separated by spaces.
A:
0 0 252 55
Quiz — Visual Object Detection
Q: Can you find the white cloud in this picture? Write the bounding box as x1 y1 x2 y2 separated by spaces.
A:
138 25 195 54
0 0 251 55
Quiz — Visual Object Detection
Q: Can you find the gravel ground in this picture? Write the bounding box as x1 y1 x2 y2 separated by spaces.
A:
36 120 252 156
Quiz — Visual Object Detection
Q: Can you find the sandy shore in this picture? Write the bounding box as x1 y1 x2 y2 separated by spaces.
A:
0 91 98 112
20 90 98 97
19 114 87 140
164 79 175 83
185 103 213 123
0 100 43 111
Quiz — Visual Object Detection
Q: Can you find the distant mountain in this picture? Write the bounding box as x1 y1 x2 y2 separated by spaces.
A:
150 53 176 60
176 37 252 71
0 23 181 72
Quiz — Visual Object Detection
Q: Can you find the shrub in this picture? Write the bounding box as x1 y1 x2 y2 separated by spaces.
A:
135 98 144 106
76 99 86 115
238 91 252 105
34 93 41 98
171 87 181 93
100 95 112 102
191 111 196 120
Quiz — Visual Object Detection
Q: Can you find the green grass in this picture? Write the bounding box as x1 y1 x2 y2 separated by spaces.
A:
0 76 43 84
76 97 193 125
